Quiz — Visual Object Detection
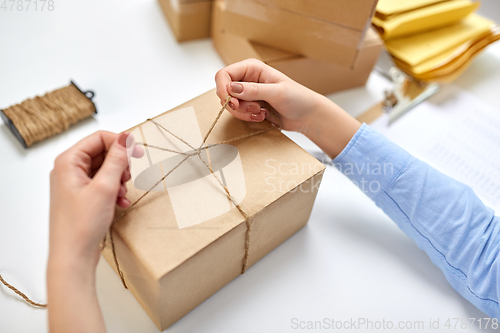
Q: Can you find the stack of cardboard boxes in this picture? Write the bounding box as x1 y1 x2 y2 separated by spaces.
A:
158 0 214 41
159 0 383 95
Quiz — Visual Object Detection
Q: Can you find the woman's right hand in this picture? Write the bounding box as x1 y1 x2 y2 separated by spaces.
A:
215 59 361 158
215 58 329 133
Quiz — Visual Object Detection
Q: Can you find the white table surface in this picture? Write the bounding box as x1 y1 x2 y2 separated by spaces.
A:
1 1 500 332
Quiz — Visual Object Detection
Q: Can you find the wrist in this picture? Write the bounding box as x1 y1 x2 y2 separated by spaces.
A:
48 239 100 277
49 214 103 267
301 96 361 158
47 251 98 292
48 249 98 274
300 94 332 137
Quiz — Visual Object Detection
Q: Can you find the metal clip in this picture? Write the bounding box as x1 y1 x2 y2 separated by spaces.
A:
376 50 440 124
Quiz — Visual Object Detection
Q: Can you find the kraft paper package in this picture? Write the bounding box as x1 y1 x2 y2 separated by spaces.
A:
101 89 325 330
212 1 383 95
158 0 213 42
222 0 378 68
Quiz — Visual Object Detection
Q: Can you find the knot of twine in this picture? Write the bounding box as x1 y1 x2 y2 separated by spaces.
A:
105 96 279 289
2 83 96 147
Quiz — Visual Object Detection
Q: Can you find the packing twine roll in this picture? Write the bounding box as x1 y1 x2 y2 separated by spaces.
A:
0 82 96 148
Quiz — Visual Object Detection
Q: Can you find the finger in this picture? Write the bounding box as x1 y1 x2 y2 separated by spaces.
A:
71 131 118 159
220 96 240 113
132 145 144 158
91 139 142 176
91 152 105 171
118 183 127 198
228 81 282 102
54 131 119 176
226 100 267 122
263 108 281 127
236 100 261 114
117 197 131 209
92 132 130 194
121 167 131 183
226 107 267 123
215 59 283 102
125 133 146 166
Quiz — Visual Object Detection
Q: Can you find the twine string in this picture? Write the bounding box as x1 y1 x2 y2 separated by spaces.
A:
107 96 279 288
0 274 46 308
138 126 275 155
150 119 196 151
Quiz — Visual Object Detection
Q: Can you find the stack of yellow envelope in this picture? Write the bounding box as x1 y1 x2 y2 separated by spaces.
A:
373 0 500 83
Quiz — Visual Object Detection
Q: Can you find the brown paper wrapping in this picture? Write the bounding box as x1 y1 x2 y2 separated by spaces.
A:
102 89 325 330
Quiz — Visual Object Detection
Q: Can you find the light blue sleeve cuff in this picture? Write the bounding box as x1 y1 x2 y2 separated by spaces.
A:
332 123 412 201
333 123 500 318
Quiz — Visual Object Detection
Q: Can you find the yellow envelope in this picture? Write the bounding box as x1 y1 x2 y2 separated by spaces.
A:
406 28 493 74
373 0 479 40
376 0 448 19
395 27 500 82
385 14 494 67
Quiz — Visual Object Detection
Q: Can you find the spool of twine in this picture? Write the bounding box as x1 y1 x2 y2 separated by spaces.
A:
0 81 96 148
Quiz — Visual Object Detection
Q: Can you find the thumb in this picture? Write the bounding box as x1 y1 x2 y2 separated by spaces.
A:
93 132 129 194
228 81 282 102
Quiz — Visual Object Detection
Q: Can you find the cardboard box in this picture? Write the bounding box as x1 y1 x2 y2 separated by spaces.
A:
158 0 212 42
212 1 383 95
222 0 374 68
102 89 325 330
254 0 378 31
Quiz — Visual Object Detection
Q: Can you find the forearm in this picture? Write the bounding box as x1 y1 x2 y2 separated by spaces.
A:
301 96 361 159
47 254 106 333
333 124 500 318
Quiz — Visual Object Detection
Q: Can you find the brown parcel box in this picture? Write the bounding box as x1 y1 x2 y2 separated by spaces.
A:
212 1 383 95
253 0 378 31
158 0 212 42
102 89 325 330
223 0 373 68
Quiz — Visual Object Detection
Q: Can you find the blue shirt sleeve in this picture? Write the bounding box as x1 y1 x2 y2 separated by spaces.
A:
333 123 500 318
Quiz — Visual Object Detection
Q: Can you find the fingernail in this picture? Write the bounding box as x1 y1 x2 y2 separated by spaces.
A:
250 113 264 122
230 82 244 94
133 145 145 158
126 133 135 148
261 108 269 118
119 132 128 148
229 102 236 110
247 104 260 113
